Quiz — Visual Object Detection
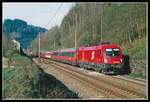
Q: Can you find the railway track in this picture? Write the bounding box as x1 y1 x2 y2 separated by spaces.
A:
36 58 147 99
112 75 147 86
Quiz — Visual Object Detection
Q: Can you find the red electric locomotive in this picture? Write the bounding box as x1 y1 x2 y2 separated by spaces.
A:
77 43 123 74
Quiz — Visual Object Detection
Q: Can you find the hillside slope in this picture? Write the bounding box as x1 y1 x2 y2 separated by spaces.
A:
2 50 79 99
31 3 146 59
3 19 47 49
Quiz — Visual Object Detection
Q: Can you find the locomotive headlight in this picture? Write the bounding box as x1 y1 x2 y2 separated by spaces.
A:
104 59 107 63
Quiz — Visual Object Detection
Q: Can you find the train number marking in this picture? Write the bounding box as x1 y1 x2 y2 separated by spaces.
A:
91 51 95 60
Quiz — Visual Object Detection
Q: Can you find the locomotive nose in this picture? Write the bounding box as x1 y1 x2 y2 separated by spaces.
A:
120 59 122 62
104 57 121 64
113 61 120 64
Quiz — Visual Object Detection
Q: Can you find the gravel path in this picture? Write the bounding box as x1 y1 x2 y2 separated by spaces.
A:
33 58 146 99
33 58 105 99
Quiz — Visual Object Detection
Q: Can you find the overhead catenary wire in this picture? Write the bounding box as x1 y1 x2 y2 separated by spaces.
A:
44 3 63 28
38 3 63 61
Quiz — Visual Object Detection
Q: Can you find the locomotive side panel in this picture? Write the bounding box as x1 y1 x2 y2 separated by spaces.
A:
77 44 123 74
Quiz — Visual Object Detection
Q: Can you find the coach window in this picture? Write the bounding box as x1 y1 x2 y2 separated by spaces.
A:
63 52 65 56
71 53 74 57
69 53 71 57
66 52 68 56
67 52 69 56
64 52 66 56
72 53 74 57
70 52 72 57
69 52 71 57
62 52 64 56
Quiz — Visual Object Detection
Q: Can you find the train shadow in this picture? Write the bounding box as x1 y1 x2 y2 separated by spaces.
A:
107 55 131 76
120 55 131 75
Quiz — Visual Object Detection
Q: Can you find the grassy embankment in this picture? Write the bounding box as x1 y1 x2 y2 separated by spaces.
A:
2 50 79 99
122 36 147 79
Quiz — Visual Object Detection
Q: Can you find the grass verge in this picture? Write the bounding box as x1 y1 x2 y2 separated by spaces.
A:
2 50 79 99
129 72 146 80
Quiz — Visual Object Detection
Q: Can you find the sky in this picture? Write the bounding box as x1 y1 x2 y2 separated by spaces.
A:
3 3 74 30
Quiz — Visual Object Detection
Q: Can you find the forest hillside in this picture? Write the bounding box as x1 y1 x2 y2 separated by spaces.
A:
3 19 47 49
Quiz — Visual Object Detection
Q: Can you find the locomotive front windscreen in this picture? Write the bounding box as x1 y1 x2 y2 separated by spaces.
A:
106 48 120 57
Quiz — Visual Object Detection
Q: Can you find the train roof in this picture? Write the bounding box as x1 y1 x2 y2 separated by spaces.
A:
60 48 76 52
49 43 121 53
51 48 77 53
79 44 121 50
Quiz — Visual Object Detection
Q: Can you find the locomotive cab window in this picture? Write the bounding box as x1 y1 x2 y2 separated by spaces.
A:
113 48 120 56
106 49 112 56
106 48 120 57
